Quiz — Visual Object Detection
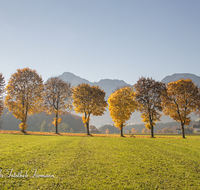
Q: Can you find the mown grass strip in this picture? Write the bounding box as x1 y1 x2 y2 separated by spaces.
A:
1 130 200 139
0 134 200 189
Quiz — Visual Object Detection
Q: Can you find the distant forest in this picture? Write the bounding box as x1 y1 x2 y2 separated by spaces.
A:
98 121 199 134
0 108 86 133
1 108 199 134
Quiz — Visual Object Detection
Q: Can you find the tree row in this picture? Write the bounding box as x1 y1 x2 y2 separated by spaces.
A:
0 68 200 138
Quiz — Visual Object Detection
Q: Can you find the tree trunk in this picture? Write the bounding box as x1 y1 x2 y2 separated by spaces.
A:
21 115 27 133
86 114 90 135
55 112 58 134
120 124 124 137
181 123 185 138
151 125 154 138
86 122 90 135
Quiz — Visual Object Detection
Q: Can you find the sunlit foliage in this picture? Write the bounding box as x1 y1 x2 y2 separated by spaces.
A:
134 77 166 138
141 128 150 133
72 84 107 135
131 128 136 133
0 73 5 117
43 77 73 133
108 87 137 137
106 129 110 134
162 79 200 138
4 68 44 132
162 126 173 133
156 129 162 133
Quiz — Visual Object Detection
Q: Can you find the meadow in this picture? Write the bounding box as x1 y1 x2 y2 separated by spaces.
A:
0 133 200 189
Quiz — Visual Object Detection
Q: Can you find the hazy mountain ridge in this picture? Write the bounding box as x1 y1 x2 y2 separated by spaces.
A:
57 72 131 98
58 72 92 87
162 73 200 86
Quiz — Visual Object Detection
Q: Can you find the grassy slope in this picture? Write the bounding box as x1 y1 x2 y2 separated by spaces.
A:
0 134 200 189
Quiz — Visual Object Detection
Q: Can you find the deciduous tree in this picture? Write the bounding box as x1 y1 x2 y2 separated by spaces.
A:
72 84 107 135
108 87 137 137
106 128 110 134
59 123 70 133
162 79 200 138
40 120 47 132
0 73 5 117
4 68 44 132
131 128 136 133
134 77 166 138
156 129 162 133
43 77 73 133
162 126 173 133
141 128 147 133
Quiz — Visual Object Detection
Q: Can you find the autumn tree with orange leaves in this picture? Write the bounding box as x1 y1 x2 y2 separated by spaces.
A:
0 73 5 117
162 79 200 138
108 87 137 137
106 128 110 134
43 77 73 133
134 77 166 138
131 128 136 134
4 68 44 132
72 84 107 135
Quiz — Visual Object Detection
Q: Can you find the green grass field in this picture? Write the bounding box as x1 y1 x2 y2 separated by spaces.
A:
0 134 200 189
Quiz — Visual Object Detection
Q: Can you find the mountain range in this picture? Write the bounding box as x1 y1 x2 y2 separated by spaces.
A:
57 72 200 98
162 73 200 86
55 72 200 127
58 72 130 99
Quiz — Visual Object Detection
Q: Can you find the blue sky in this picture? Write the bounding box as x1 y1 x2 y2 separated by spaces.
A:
1 0 200 85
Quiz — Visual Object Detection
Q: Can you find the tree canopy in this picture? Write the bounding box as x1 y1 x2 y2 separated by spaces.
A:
108 87 137 137
0 73 5 117
162 79 200 138
72 84 107 135
134 77 166 138
4 68 44 132
43 77 73 133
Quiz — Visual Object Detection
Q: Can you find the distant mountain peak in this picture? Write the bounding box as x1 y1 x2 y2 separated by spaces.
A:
58 72 91 87
98 78 127 83
161 73 200 86
61 72 76 77
53 72 130 97
164 73 199 78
